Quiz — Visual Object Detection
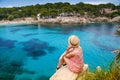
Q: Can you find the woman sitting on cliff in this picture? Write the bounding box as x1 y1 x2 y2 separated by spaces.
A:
50 35 84 80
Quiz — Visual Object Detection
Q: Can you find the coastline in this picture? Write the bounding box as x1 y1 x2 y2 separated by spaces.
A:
0 19 39 26
0 16 120 26
39 16 120 24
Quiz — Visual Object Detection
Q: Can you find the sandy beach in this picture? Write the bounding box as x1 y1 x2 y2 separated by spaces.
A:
0 20 38 26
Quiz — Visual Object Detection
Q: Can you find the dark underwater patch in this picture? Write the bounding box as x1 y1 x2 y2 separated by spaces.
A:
27 50 46 60
21 39 57 60
17 77 32 80
0 38 16 48
22 69 35 74
0 57 35 80
0 73 15 80
0 49 33 77
0 60 23 80
0 60 23 74
44 32 62 34
10 60 24 68
35 75 50 80
46 46 57 53
92 39 116 51
10 28 21 33
22 33 38 37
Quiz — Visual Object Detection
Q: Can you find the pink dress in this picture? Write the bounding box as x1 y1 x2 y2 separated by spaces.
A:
64 47 84 73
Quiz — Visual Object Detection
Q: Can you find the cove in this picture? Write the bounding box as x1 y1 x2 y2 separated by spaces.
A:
0 22 119 80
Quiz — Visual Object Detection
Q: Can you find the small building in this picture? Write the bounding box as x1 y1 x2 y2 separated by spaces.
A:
37 13 41 20
59 13 68 17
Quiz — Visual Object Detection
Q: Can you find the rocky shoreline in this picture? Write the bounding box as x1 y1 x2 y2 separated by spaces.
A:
0 16 120 26
38 16 120 24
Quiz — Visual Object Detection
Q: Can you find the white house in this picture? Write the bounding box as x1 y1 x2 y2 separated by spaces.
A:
37 13 40 20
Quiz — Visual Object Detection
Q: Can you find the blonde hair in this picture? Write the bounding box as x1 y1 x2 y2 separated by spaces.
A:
68 35 80 47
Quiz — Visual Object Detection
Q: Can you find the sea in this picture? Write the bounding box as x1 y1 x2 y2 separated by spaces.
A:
0 22 120 80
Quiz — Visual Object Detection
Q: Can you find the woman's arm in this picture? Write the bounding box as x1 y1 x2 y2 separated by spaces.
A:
65 52 75 58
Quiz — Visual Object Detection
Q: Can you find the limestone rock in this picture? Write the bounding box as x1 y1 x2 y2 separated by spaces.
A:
50 64 88 80
110 16 120 23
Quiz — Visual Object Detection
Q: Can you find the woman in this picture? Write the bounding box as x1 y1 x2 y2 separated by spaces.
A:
50 35 84 80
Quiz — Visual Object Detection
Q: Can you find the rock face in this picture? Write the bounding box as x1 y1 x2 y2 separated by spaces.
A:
50 66 78 80
95 17 109 22
50 64 88 80
110 16 120 23
113 49 120 60
117 26 120 32
57 17 89 24
39 17 90 24
38 16 120 24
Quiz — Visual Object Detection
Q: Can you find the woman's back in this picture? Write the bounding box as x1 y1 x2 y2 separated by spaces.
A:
64 47 84 73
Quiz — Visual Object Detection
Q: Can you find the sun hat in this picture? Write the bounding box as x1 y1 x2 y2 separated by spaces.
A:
68 35 80 47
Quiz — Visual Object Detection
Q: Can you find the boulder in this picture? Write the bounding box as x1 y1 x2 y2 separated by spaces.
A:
111 16 120 23
50 64 88 80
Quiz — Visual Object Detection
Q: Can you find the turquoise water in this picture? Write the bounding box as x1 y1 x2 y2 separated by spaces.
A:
0 23 120 80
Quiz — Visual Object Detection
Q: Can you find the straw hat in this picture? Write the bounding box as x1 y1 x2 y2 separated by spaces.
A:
68 35 80 47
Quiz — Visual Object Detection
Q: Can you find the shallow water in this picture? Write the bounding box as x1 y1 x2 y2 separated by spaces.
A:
0 23 120 80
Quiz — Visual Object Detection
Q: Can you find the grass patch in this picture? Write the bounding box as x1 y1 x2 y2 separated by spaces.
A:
77 49 120 80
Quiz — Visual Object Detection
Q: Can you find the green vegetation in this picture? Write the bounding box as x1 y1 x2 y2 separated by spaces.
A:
0 2 120 20
7 15 14 21
77 49 120 80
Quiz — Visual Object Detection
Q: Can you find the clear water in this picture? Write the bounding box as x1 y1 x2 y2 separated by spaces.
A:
0 23 120 80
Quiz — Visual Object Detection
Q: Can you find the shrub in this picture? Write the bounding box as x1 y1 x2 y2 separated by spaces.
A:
7 15 14 21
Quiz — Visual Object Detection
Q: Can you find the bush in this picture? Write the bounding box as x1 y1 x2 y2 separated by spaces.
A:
7 15 14 21
77 50 120 80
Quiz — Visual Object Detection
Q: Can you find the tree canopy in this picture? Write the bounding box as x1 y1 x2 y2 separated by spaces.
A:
0 2 119 20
